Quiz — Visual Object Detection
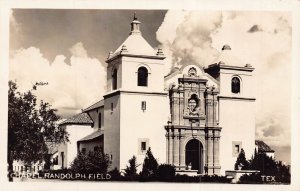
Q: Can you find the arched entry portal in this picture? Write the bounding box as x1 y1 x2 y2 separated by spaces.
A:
185 139 203 173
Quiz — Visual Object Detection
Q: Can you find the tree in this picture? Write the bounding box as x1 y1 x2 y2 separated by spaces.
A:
245 149 290 183
70 150 111 175
124 155 138 178
249 152 277 175
234 148 249 170
275 161 290 183
8 81 69 181
140 147 158 177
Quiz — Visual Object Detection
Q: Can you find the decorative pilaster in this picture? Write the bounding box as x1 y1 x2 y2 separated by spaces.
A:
205 97 214 126
212 89 219 126
213 131 221 175
168 132 173 164
179 134 185 169
173 96 179 125
207 138 214 166
166 133 169 164
173 132 180 167
206 130 215 175
179 94 184 126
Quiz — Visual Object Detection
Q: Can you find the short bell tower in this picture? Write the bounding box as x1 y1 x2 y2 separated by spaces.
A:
205 45 256 175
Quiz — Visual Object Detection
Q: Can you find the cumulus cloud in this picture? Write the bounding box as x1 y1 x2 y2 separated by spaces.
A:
9 43 106 118
9 9 20 32
156 11 222 75
156 11 292 151
69 42 88 58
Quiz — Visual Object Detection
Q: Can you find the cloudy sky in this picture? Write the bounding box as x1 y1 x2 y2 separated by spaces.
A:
9 9 291 164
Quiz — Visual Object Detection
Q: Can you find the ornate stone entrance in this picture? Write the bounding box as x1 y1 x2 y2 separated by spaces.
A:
165 65 221 175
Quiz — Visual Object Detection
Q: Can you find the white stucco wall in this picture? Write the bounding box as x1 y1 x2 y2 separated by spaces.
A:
57 124 94 169
104 94 121 171
78 138 103 153
88 107 104 131
119 93 168 172
218 99 255 175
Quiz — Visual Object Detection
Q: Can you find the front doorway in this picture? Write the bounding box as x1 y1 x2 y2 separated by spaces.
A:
185 139 203 173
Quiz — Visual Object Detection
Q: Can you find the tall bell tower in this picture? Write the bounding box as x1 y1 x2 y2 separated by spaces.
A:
103 14 169 171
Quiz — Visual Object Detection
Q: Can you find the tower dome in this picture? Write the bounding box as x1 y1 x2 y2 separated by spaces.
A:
108 13 157 60
212 44 243 66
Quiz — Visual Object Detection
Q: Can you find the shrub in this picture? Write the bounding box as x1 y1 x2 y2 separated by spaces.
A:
157 164 176 181
173 174 200 182
70 150 111 174
140 147 158 178
124 155 138 179
238 173 263 184
249 152 277 175
234 148 249 170
200 175 231 183
170 174 231 183
108 167 122 181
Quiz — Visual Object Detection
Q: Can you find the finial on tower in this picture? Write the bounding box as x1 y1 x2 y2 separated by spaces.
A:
130 12 141 35
107 51 113 59
120 45 128 53
133 12 137 20
156 48 164 57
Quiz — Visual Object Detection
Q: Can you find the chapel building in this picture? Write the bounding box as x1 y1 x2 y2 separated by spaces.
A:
57 14 256 176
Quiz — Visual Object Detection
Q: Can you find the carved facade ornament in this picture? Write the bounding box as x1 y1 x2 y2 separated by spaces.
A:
188 91 198 97
188 95 200 116
199 112 205 118
188 67 197 77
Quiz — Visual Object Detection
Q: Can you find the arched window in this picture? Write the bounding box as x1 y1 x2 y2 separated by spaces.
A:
231 77 240 93
112 69 117 90
98 113 101 129
137 67 148 86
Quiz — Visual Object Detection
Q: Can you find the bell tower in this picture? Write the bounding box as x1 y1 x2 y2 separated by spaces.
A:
205 45 256 175
103 14 169 171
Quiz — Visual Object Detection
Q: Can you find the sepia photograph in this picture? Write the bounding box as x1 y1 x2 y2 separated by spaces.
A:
2 1 299 189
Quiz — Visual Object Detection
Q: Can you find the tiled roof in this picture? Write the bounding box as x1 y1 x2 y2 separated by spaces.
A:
255 140 274 152
82 99 104 112
59 113 93 126
78 130 104 142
